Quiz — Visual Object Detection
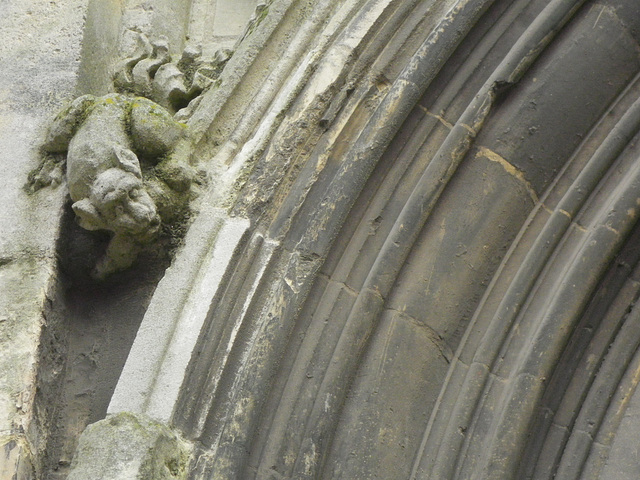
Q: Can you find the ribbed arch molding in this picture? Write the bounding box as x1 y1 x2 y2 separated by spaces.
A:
152 0 640 478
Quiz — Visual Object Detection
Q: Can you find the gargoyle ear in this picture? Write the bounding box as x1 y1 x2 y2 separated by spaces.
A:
72 199 106 231
113 145 143 179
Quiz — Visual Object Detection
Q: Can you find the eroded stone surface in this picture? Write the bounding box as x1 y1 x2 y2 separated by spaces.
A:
31 93 194 279
66 412 191 480
113 32 232 116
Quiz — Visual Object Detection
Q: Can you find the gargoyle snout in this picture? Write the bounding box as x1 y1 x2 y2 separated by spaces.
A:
126 193 161 234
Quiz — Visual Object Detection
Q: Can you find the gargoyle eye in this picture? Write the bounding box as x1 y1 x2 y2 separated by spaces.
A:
128 188 141 199
115 205 125 216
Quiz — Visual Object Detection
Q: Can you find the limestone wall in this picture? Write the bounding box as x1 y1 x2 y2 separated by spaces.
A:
0 1 88 477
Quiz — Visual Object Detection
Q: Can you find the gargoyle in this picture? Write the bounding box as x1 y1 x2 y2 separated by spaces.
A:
34 93 193 279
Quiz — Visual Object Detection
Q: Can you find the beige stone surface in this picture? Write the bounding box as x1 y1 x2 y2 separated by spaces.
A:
0 0 88 477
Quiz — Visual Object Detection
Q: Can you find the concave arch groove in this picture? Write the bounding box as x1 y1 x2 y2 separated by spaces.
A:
152 0 640 478
410 7 640 479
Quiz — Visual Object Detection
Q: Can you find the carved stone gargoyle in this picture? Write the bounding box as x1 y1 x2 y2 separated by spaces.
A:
32 93 194 279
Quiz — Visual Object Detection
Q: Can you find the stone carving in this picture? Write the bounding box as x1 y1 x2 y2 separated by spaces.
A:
26 35 229 279
32 93 195 279
113 32 232 117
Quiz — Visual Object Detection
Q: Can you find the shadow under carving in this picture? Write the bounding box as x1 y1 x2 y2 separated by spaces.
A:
29 93 200 280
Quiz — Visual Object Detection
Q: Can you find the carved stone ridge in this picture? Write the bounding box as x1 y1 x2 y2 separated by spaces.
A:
113 32 232 117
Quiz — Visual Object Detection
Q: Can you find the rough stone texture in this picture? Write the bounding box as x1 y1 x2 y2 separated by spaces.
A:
5 0 640 479
66 412 191 480
188 0 259 54
0 0 88 477
35 93 190 278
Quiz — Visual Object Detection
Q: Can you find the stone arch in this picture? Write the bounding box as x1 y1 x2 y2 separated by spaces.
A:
3 0 640 478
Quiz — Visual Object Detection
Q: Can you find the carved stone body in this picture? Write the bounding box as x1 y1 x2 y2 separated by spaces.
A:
41 93 189 278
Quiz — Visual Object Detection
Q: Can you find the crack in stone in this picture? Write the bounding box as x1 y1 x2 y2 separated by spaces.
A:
476 146 539 204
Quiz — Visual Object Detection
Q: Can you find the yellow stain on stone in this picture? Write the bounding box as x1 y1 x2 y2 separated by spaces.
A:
417 105 453 130
604 223 620 236
460 123 476 136
557 208 588 232
540 203 554 216
558 209 572 220
571 221 588 233
614 359 640 419
476 146 539 204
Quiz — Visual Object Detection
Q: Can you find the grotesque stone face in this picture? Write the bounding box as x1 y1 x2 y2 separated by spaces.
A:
33 92 193 278
72 168 161 242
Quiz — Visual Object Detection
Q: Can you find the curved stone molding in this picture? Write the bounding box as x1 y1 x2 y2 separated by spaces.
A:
108 206 250 422
5 0 640 478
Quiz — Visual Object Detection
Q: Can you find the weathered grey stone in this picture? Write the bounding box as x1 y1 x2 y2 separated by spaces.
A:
109 207 250 423
0 437 34 480
33 93 190 279
0 1 91 477
66 412 191 480
113 32 229 115
6 0 640 479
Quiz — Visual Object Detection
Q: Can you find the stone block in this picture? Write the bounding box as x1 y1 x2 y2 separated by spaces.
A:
66 412 191 480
